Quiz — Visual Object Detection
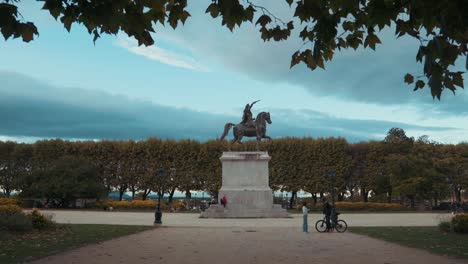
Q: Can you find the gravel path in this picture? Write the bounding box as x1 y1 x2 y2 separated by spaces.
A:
40 210 451 227
33 226 466 264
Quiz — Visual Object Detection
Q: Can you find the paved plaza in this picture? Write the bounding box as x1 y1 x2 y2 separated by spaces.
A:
28 210 466 264
33 226 465 264
40 210 451 227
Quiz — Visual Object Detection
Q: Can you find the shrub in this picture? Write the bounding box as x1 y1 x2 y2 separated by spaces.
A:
294 202 406 212
0 209 33 232
96 199 190 211
171 200 186 211
438 221 452 233
452 214 468 234
0 198 19 206
28 209 54 230
0 204 22 215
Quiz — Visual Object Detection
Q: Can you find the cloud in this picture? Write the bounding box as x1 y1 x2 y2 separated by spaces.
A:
154 1 468 112
114 36 209 72
0 71 460 143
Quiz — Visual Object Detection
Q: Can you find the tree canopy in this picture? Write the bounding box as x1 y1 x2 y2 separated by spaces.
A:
1 128 467 208
1 0 466 99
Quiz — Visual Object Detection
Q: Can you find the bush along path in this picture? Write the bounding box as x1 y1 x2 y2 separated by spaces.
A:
0 200 153 263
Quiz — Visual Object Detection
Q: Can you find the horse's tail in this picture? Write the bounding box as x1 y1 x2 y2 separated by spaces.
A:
219 123 235 141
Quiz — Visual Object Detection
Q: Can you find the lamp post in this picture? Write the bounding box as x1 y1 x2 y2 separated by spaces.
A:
154 166 166 225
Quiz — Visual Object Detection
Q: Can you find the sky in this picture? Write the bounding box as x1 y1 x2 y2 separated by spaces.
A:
0 1 467 144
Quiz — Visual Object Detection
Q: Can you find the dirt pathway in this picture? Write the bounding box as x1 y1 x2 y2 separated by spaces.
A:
33 227 466 264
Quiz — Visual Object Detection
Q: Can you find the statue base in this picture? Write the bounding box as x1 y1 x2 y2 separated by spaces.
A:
200 151 290 218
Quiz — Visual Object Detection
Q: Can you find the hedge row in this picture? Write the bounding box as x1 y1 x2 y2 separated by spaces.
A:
297 202 406 211
96 200 187 211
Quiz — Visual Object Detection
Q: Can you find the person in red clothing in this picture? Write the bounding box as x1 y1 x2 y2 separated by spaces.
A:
220 195 227 208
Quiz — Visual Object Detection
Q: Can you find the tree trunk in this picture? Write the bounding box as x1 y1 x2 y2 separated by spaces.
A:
289 191 297 209
312 193 317 205
361 187 368 202
131 189 136 200
349 189 354 199
168 188 176 204
119 185 127 201
142 189 151 200
387 190 392 203
455 188 462 202
337 192 344 202
408 195 415 208
4 188 10 198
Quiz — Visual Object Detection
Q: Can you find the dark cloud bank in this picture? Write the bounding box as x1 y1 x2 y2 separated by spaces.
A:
0 71 455 142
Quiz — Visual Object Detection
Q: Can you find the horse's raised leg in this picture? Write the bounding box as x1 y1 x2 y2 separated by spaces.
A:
237 134 244 144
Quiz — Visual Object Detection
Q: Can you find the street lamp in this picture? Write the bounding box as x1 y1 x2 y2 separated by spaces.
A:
154 166 166 224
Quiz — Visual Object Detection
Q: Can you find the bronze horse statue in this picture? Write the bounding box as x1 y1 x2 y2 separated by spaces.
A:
220 111 272 144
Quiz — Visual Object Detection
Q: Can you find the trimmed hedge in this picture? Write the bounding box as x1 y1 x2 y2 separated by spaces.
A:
96 200 187 211
0 198 19 206
297 202 406 212
0 204 22 215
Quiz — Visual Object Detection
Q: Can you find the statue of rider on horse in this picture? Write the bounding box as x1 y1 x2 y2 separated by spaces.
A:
220 100 272 147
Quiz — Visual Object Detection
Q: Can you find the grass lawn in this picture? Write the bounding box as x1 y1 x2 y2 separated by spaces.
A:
0 224 153 263
349 226 468 259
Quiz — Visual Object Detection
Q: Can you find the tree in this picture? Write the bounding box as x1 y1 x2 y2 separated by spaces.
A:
1 0 466 99
0 141 16 197
21 155 106 207
437 143 468 202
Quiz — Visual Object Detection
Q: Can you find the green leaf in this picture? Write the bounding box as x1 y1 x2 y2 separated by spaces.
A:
444 76 455 91
61 16 73 32
256 15 272 27
205 3 219 18
290 51 301 68
21 27 34 42
452 72 464 88
416 46 424 62
413 80 425 91
429 75 442 99
404 74 414 84
245 5 255 22
466 55 468 70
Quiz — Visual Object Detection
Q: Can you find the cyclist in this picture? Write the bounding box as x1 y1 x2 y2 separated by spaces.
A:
322 199 332 231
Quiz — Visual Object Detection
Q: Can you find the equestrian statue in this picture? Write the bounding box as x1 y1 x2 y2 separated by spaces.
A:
219 100 272 145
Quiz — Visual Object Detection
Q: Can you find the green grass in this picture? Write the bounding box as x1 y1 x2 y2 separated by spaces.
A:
349 226 468 259
0 224 153 263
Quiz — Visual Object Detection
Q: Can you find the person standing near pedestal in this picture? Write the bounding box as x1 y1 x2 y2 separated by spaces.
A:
302 201 309 233
220 195 227 208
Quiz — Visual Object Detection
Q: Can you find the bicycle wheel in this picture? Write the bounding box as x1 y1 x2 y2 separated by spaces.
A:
315 220 327 233
335 220 347 233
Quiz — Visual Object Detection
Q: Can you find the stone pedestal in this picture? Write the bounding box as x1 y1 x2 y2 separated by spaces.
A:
200 151 290 218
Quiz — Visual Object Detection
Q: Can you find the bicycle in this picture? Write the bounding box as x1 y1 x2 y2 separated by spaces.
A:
315 212 347 233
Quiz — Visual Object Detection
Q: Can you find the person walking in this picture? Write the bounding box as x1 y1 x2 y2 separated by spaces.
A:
302 201 309 233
